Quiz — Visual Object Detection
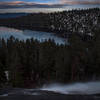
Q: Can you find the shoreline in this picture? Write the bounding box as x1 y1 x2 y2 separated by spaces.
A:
0 8 99 39
0 25 67 39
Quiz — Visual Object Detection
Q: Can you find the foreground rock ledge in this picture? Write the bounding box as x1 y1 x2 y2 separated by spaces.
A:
0 88 100 100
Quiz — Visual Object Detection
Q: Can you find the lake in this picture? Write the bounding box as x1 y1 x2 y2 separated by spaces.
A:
0 13 28 19
0 27 66 45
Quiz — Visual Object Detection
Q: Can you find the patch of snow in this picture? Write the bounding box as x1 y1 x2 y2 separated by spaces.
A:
5 71 9 81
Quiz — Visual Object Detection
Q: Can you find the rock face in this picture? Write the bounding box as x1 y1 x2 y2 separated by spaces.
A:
0 88 100 100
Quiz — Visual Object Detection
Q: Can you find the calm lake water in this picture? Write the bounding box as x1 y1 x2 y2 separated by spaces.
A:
0 27 66 44
0 13 28 19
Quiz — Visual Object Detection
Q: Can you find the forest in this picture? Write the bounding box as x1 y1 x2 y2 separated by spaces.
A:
0 8 99 38
0 29 100 88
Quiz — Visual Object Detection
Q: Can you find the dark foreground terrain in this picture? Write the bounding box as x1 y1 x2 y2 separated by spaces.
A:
0 89 100 100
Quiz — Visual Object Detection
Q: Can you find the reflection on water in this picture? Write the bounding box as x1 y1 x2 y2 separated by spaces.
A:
0 27 66 44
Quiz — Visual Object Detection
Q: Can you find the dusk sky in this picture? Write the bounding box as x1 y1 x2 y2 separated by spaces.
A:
0 0 100 5
0 0 99 9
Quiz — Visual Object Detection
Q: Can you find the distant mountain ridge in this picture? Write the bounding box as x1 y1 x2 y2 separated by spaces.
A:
0 4 67 9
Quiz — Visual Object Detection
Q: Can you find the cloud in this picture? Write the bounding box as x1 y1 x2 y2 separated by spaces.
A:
0 1 57 5
59 0 100 5
0 0 99 9
0 1 66 9
0 1 35 5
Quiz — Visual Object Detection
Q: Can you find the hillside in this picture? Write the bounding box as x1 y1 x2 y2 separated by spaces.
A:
0 8 99 39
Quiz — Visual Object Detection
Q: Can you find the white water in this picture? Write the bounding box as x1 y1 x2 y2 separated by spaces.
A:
0 82 100 97
40 81 100 95
0 27 66 44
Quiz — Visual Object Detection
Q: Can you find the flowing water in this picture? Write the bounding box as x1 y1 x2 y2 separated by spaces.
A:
40 81 100 95
0 81 100 98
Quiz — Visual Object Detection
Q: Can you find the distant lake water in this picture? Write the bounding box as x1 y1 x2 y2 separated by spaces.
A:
0 4 100 13
0 13 28 19
0 27 66 45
